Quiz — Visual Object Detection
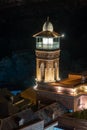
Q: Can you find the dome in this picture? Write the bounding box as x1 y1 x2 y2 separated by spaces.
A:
42 18 53 32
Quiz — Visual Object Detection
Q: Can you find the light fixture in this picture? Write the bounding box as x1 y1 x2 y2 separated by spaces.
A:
61 34 65 37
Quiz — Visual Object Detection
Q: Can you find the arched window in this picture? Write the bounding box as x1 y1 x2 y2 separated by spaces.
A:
54 62 58 80
40 63 45 81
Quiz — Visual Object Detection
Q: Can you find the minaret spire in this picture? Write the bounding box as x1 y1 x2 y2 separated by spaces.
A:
47 16 49 22
45 16 50 31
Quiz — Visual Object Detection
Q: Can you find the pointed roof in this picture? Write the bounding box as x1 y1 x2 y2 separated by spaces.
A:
43 17 53 32
33 18 60 38
33 30 60 38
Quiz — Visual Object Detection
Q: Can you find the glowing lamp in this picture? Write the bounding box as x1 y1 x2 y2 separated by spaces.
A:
61 34 65 37
57 86 62 92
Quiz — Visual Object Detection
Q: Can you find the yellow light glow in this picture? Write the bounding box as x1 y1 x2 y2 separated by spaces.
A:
84 86 87 92
58 77 61 81
34 83 38 90
70 88 77 95
57 86 62 92
72 89 76 93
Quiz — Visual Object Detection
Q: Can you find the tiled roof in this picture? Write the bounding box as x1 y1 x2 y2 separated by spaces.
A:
0 102 67 130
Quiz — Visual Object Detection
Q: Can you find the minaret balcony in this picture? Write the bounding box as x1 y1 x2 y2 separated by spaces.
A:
36 42 59 50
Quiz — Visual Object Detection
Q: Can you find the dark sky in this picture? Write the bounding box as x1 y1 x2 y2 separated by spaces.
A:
0 1 87 86
0 1 87 61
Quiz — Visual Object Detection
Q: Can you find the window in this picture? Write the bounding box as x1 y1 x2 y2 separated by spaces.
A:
43 38 53 45
49 38 53 44
36 38 42 42
39 38 42 42
43 38 48 44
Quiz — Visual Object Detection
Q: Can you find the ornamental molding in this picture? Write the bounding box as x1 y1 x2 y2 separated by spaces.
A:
36 50 60 59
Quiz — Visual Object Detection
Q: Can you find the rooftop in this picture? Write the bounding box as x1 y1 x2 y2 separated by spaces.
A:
33 17 60 38
33 30 60 38
36 73 87 96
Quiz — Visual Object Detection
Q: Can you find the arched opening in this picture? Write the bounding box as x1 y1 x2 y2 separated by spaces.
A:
54 62 58 81
40 63 45 81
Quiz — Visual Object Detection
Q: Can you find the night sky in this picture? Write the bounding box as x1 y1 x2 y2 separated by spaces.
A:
0 0 87 83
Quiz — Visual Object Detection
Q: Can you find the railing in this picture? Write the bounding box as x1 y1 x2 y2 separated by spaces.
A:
36 42 59 50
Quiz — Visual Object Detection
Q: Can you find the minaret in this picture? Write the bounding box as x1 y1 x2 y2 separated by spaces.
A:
33 18 62 83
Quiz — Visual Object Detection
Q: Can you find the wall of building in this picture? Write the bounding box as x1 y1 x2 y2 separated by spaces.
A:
74 95 87 111
37 90 74 110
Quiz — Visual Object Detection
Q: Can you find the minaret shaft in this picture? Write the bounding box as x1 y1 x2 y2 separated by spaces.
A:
36 50 60 82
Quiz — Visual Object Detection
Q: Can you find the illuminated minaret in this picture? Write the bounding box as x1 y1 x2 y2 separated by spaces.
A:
33 18 63 83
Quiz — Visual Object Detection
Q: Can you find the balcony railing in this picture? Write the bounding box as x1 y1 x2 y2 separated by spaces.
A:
36 42 59 50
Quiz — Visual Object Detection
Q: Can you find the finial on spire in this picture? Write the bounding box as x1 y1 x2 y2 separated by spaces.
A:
42 17 53 32
47 16 49 22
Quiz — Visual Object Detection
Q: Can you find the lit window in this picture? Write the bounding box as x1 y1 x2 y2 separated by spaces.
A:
43 38 48 44
49 38 53 44
43 38 53 44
